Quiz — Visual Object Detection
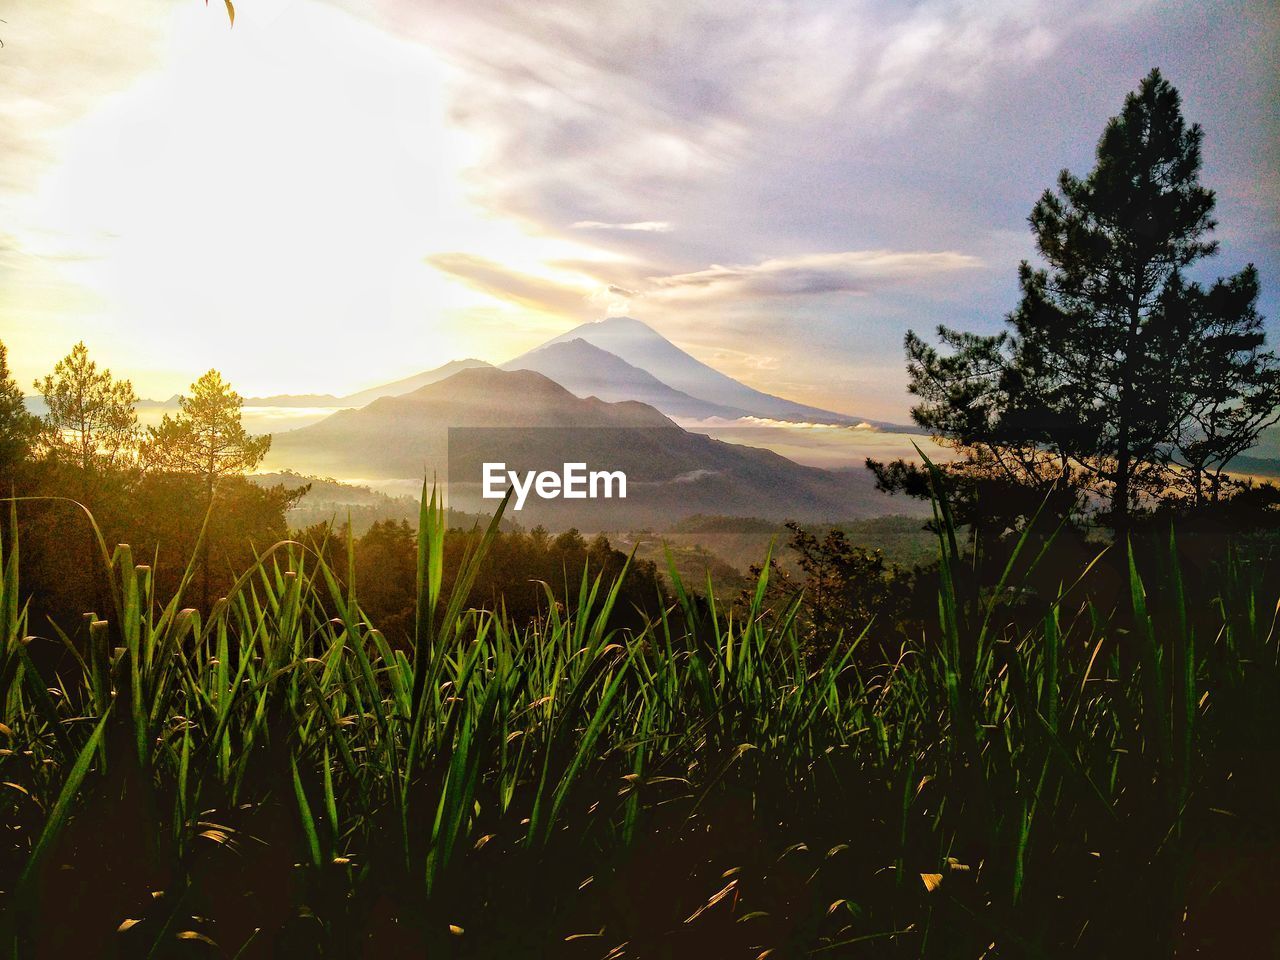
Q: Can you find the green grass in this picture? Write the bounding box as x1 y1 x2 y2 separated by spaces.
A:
0 486 1277 957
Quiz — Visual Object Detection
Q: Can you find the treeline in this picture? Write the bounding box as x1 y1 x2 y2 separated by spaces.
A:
0 343 666 640
0 342 296 633
302 519 663 641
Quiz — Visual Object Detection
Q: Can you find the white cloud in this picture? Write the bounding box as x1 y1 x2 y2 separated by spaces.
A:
643 250 983 301
4 0 1273 424
572 220 673 232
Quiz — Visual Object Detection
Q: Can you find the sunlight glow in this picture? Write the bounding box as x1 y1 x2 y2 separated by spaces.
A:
5 0 611 397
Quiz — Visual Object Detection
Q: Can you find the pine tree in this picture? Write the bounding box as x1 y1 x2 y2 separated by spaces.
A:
872 69 1278 532
0 342 37 485
1169 266 1280 506
34 342 140 615
143 370 271 608
35 342 139 481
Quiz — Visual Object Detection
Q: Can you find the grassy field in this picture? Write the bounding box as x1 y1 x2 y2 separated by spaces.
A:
0 489 1277 957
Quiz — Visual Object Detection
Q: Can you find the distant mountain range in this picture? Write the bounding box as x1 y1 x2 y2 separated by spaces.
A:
244 358 491 408
247 316 894 428
268 366 891 525
22 317 896 429
20 314 1279 525
537 316 890 426
22 394 183 416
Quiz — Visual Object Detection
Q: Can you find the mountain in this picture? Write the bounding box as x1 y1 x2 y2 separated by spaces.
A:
268 367 891 525
240 392 344 408
23 394 181 416
338 359 493 407
501 339 750 421
137 394 183 409
245 359 492 408
1251 424 1280 459
536 316 892 427
1223 455 1280 478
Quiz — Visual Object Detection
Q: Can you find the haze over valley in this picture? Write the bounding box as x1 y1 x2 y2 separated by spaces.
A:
255 317 933 524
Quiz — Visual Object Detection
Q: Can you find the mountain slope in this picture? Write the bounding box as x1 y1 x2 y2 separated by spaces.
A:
270 367 679 479
501 339 750 420
538 316 886 426
23 395 181 416
268 367 889 524
246 359 493 408
340 359 494 407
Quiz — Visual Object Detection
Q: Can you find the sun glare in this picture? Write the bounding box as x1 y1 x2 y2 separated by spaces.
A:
7 0 608 398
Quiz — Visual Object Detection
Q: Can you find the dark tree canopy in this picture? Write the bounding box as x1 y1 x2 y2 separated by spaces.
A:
2 342 295 622
871 69 1280 532
0 342 38 485
142 369 272 609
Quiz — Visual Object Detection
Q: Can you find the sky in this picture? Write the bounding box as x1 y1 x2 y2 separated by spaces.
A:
1 0 1276 422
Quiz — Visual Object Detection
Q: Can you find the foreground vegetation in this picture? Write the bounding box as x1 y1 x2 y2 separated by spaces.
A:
0 483 1277 958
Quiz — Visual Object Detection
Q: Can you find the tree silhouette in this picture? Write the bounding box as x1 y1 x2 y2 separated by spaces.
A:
871 69 1278 533
33 342 140 614
0 341 37 487
143 370 270 608
1168 267 1280 506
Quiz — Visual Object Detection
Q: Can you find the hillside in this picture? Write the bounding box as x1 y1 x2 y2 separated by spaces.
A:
245 359 493 408
268 367 894 525
502 339 749 421
537 316 899 427
249 470 517 534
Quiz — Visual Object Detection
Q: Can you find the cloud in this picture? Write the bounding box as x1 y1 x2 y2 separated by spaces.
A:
0 0 170 196
7 0 1275 423
426 252 595 319
572 220 673 232
643 250 982 301
351 0 1272 423
353 0 1163 256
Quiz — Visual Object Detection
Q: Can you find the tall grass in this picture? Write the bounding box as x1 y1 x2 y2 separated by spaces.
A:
0 486 1277 957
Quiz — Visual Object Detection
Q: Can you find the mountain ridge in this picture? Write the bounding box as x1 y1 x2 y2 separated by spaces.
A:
537 316 901 428
501 338 751 421
243 358 493 408
267 366 890 524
